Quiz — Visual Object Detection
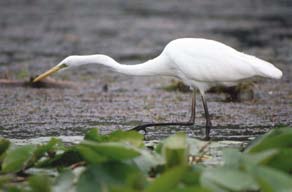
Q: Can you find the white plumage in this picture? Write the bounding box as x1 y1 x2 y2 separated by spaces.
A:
164 38 282 92
33 38 283 140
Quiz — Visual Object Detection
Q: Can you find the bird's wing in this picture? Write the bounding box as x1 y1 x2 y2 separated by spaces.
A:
165 39 258 82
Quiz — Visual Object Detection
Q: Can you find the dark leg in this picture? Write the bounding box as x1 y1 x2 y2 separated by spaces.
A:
189 90 196 123
201 94 211 140
130 90 196 132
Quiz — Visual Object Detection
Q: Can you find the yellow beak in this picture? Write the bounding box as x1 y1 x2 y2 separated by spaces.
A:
33 65 61 83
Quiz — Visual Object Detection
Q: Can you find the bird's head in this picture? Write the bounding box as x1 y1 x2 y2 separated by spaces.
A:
33 56 78 82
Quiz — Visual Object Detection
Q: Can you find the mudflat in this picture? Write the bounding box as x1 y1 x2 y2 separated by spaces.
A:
0 0 291 140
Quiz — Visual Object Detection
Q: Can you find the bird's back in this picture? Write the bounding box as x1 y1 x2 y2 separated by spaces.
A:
164 38 282 84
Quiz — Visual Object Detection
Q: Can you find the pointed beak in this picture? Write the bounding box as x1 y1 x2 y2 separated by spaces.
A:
33 65 61 82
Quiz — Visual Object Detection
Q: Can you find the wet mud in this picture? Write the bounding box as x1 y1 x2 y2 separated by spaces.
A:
0 77 75 89
0 0 291 144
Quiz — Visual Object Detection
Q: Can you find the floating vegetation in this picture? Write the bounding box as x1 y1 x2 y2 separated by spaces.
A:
0 127 291 191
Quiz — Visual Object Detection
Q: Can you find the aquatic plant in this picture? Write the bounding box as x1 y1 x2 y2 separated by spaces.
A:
0 127 291 191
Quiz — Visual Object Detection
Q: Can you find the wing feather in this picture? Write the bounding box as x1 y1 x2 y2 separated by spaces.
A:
165 38 258 82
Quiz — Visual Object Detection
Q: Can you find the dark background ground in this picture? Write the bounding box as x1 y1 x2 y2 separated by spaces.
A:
0 0 291 141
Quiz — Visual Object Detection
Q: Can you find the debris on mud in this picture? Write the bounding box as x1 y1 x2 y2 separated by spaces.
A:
0 77 75 89
207 81 255 102
163 80 255 102
162 79 191 93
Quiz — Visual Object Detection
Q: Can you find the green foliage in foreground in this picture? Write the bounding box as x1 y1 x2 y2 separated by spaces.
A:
0 128 292 192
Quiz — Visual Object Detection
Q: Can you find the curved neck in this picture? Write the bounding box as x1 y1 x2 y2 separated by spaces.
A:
72 54 173 76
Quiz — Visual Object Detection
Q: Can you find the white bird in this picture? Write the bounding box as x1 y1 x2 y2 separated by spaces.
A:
33 38 283 140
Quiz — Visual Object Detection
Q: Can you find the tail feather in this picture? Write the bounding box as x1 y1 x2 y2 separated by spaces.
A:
242 54 283 79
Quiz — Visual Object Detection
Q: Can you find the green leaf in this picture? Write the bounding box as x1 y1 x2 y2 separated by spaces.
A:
162 133 188 168
53 169 76 192
245 127 292 153
247 149 279 165
107 130 144 148
84 128 107 142
31 138 64 166
0 138 10 157
76 162 145 192
110 187 139 192
2 145 36 173
247 165 292 192
260 149 292 174
223 149 278 168
132 148 164 174
170 186 210 192
201 167 259 191
146 166 187 192
180 166 204 186
79 141 140 161
76 145 107 164
37 148 83 167
6 186 23 192
29 175 52 192
222 149 244 169
85 129 144 148
76 166 103 192
35 138 63 157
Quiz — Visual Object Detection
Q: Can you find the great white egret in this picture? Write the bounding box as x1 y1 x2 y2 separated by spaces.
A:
33 38 283 140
